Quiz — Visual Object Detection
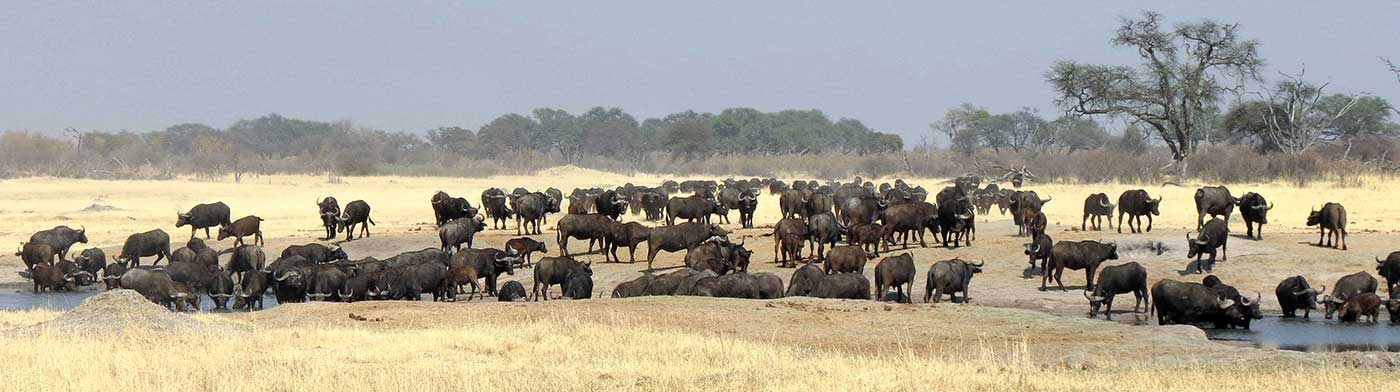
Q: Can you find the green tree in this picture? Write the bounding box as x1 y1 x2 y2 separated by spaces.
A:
664 119 714 161
426 126 476 155
1047 11 1263 163
477 113 538 155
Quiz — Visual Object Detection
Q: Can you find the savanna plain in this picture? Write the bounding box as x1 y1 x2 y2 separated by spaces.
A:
3 167 1400 391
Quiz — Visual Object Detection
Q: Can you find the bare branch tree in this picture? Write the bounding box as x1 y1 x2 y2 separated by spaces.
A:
1249 68 1366 155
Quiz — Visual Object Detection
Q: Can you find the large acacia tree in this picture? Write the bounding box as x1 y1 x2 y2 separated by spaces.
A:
1047 12 1263 163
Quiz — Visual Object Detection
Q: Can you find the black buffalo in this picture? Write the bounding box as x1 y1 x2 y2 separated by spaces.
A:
1117 190 1162 233
874 253 915 303
1084 262 1148 320
177 202 231 240
532 256 592 301
1042 240 1118 291
119 268 191 310
28 225 88 261
118 229 172 266
556 214 615 257
771 217 808 268
666 195 721 226
1377 251 1400 293
513 192 557 235
280 243 347 265
1194 186 1237 230
1186 218 1229 274
1322 271 1378 320
645 222 728 271
1081 193 1114 231
481 188 513 230
497 280 528 302
925 259 983 303
336 200 375 241
1236 192 1273 240
439 216 487 253
594 190 629 221
317 197 340 240
1151 279 1246 327
218 215 264 247
1274 276 1324 318
810 273 872 300
1307 202 1348 250
431 191 478 227
806 212 846 262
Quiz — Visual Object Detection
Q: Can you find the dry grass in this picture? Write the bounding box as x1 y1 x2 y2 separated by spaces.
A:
0 304 1392 392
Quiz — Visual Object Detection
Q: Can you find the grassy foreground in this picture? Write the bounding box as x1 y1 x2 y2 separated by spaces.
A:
0 306 1392 392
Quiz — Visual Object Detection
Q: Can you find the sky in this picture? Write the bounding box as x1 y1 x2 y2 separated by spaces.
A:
2 1 1397 145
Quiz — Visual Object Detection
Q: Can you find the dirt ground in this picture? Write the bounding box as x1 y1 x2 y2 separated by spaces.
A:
2 171 1398 373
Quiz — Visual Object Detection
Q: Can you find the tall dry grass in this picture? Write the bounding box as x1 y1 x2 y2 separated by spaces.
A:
0 310 1390 392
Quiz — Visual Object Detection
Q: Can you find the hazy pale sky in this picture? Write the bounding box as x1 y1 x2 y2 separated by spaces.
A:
2 1 1397 143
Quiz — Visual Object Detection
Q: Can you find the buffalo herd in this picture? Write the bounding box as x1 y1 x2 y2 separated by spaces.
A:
12 177 1399 330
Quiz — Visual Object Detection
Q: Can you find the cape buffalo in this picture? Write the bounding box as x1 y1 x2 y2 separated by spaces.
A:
1338 293 1383 323
513 192 556 235
505 237 548 266
925 259 983 303
779 190 807 219
1194 186 1236 230
1322 271 1378 319
1307 202 1348 250
20 262 78 293
771 217 808 268
605 221 651 264
119 268 190 311
874 253 915 303
218 216 264 247
73 247 106 284
881 202 934 249
684 237 747 275
447 248 519 301
317 197 340 240
497 280 528 302
754 272 783 299
1377 252 1400 293
102 263 127 290
1117 190 1162 234
431 191 477 227
645 222 728 271
1043 240 1118 291
208 268 236 309
482 188 513 230
1082 193 1114 231
807 213 846 262
666 195 721 226
28 225 87 261
16 242 55 271
849 223 886 255
785 262 825 297
645 268 698 296
810 273 872 300
337 200 376 241
1084 262 1148 320
228 245 266 280
118 229 172 266
556 214 614 257
1275 276 1324 318
824 245 873 275
439 216 487 253
235 270 270 310
612 274 654 298
594 190 629 221
177 202 231 240
533 256 591 301
1186 218 1229 274
1024 233 1053 274
1151 279 1245 327
1236 192 1273 240
692 272 760 299
280 243 348 265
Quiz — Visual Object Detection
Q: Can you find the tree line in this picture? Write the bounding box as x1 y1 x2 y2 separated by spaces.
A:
0 107 903 178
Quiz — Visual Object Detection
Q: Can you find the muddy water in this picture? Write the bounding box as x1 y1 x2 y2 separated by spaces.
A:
1204 316 1400 352
0 288 279 312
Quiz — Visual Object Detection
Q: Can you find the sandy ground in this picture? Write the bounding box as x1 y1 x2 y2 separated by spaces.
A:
3 170 1399 373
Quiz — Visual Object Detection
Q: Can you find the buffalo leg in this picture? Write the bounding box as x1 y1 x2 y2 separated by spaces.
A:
1117 213 1125 233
